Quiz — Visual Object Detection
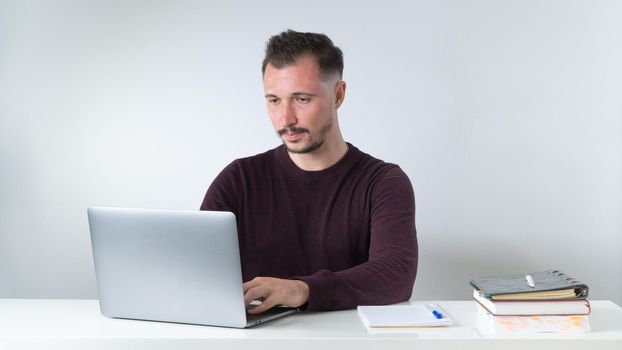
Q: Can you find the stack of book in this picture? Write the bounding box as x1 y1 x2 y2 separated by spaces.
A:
469 269 590 336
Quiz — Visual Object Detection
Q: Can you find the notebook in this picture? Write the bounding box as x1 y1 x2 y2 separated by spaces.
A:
87 207 297 328
472 289 591 316
357 303 454 328
474 304 591 336
469 269 589 301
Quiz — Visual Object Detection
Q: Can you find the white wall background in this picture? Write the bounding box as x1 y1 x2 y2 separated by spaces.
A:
1 0 621 304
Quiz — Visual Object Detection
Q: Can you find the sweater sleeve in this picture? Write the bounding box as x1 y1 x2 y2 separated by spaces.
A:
295 166 418 311
199 161 241 216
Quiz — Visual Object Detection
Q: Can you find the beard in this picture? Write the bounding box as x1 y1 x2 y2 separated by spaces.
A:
277 119 333 154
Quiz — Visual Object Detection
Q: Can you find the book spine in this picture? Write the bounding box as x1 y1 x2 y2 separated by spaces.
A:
472 297 591 316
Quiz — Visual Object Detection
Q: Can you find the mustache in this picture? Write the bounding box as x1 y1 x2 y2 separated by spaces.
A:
277 126 309 136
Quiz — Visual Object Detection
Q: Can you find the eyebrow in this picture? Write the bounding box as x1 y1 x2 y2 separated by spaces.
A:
264 92 318 98
292 92 317 97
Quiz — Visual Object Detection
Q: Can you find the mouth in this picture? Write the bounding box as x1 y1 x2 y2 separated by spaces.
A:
278 127 308 142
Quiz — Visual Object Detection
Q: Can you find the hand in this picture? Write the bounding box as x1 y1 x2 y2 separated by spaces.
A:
243 277 309 314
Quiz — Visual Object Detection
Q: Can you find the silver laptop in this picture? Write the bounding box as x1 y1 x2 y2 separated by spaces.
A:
87 207 297 328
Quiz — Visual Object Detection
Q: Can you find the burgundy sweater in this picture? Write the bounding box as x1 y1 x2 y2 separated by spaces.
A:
200 144 417 311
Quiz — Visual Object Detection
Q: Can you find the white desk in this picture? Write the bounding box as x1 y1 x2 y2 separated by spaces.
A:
1 299 621 350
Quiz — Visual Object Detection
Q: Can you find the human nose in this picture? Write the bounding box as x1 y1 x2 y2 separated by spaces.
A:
278 101 297 127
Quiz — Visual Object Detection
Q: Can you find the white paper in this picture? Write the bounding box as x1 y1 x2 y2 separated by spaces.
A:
357 304 454 328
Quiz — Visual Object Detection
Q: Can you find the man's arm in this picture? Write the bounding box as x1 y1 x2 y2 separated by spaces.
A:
200 161 241 217
294 166 418 311
201 161 309 311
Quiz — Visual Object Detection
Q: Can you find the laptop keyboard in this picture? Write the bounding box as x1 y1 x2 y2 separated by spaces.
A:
245 304 295 322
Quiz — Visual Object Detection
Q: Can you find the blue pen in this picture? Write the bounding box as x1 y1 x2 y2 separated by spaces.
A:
426 304 444 319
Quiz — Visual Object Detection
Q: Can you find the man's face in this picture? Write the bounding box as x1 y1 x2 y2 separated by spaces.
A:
263 55 343 154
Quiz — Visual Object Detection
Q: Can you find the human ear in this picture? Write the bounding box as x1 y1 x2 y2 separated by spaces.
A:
335 81 346 109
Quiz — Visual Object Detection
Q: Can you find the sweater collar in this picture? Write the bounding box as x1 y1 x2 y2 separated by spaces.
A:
275 142 362 183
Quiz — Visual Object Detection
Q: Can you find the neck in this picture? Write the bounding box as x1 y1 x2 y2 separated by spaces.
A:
287 135 348 171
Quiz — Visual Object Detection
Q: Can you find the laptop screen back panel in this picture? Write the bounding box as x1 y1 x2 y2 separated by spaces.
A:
88 208 248 328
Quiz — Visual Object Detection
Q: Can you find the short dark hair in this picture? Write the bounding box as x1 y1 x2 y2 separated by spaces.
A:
262 29 344 80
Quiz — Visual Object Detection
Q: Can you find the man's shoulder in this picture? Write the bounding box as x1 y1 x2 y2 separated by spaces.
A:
222 145 281 176
233 145 281 166
349 146 414 202
351 145 407 179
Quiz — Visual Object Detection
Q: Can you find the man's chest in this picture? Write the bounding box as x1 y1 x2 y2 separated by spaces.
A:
237 178 373 271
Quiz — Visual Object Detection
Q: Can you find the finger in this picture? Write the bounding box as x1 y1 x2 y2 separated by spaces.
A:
247 296 278 314
242 278 261 292
244 285 267 305
244 286 259 305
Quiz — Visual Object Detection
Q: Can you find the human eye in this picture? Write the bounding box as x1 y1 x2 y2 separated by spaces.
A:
295 96 311 104
266 96 279 104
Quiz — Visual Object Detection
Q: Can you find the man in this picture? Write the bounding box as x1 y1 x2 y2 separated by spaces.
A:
201 30 417 313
